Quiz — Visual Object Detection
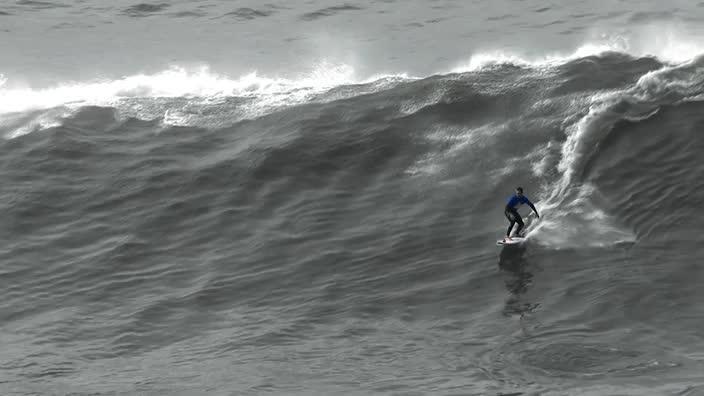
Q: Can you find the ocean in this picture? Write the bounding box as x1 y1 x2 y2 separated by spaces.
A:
2 1 704 395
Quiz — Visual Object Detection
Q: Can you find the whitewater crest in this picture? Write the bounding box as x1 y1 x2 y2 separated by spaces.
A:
0 62 415 137
0 63 361 115
452 27 704 73
3 28 704 136
451 42 627 73
529 53 704 248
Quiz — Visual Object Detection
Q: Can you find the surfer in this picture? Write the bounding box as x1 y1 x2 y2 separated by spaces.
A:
504 187 539 241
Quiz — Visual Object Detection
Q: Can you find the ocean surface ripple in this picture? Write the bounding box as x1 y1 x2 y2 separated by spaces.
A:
2 1 704 395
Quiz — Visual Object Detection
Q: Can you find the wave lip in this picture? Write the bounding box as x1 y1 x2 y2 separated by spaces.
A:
0 63 363 116
452 27 704 73
0 63 416 137
451 42 632 73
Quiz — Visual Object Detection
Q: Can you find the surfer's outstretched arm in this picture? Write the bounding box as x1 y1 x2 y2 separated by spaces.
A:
527 201 539 218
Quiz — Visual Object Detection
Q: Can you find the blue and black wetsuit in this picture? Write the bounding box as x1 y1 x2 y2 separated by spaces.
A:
504 194 538 237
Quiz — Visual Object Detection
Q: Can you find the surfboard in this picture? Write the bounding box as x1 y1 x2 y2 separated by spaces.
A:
496 236 526 246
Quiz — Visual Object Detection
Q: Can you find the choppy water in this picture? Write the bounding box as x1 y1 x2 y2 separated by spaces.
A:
2 1 704 395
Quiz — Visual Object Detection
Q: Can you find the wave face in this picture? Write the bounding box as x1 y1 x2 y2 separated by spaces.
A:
4 34 704 396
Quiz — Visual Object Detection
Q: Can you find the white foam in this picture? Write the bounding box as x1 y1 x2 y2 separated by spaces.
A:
1 107 73 139
451 43 625 73
0 62 418 135
528 184 636 248
618 23 704 64
0 63 362 115
452 26 704 73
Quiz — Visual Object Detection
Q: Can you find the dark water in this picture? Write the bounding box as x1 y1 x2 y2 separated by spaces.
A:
3 1 704 395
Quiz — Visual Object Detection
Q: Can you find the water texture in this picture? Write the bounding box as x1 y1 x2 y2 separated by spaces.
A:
2 1 704 395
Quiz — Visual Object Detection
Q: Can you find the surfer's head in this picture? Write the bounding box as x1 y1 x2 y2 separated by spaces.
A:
516 187 523 196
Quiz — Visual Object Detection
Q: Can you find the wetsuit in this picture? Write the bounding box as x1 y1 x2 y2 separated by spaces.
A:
504 194 537 237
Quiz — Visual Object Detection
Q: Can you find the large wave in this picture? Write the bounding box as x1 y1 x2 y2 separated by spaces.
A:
3 36 704 250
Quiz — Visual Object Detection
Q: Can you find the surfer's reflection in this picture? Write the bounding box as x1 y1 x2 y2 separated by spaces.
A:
498 246 539 317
